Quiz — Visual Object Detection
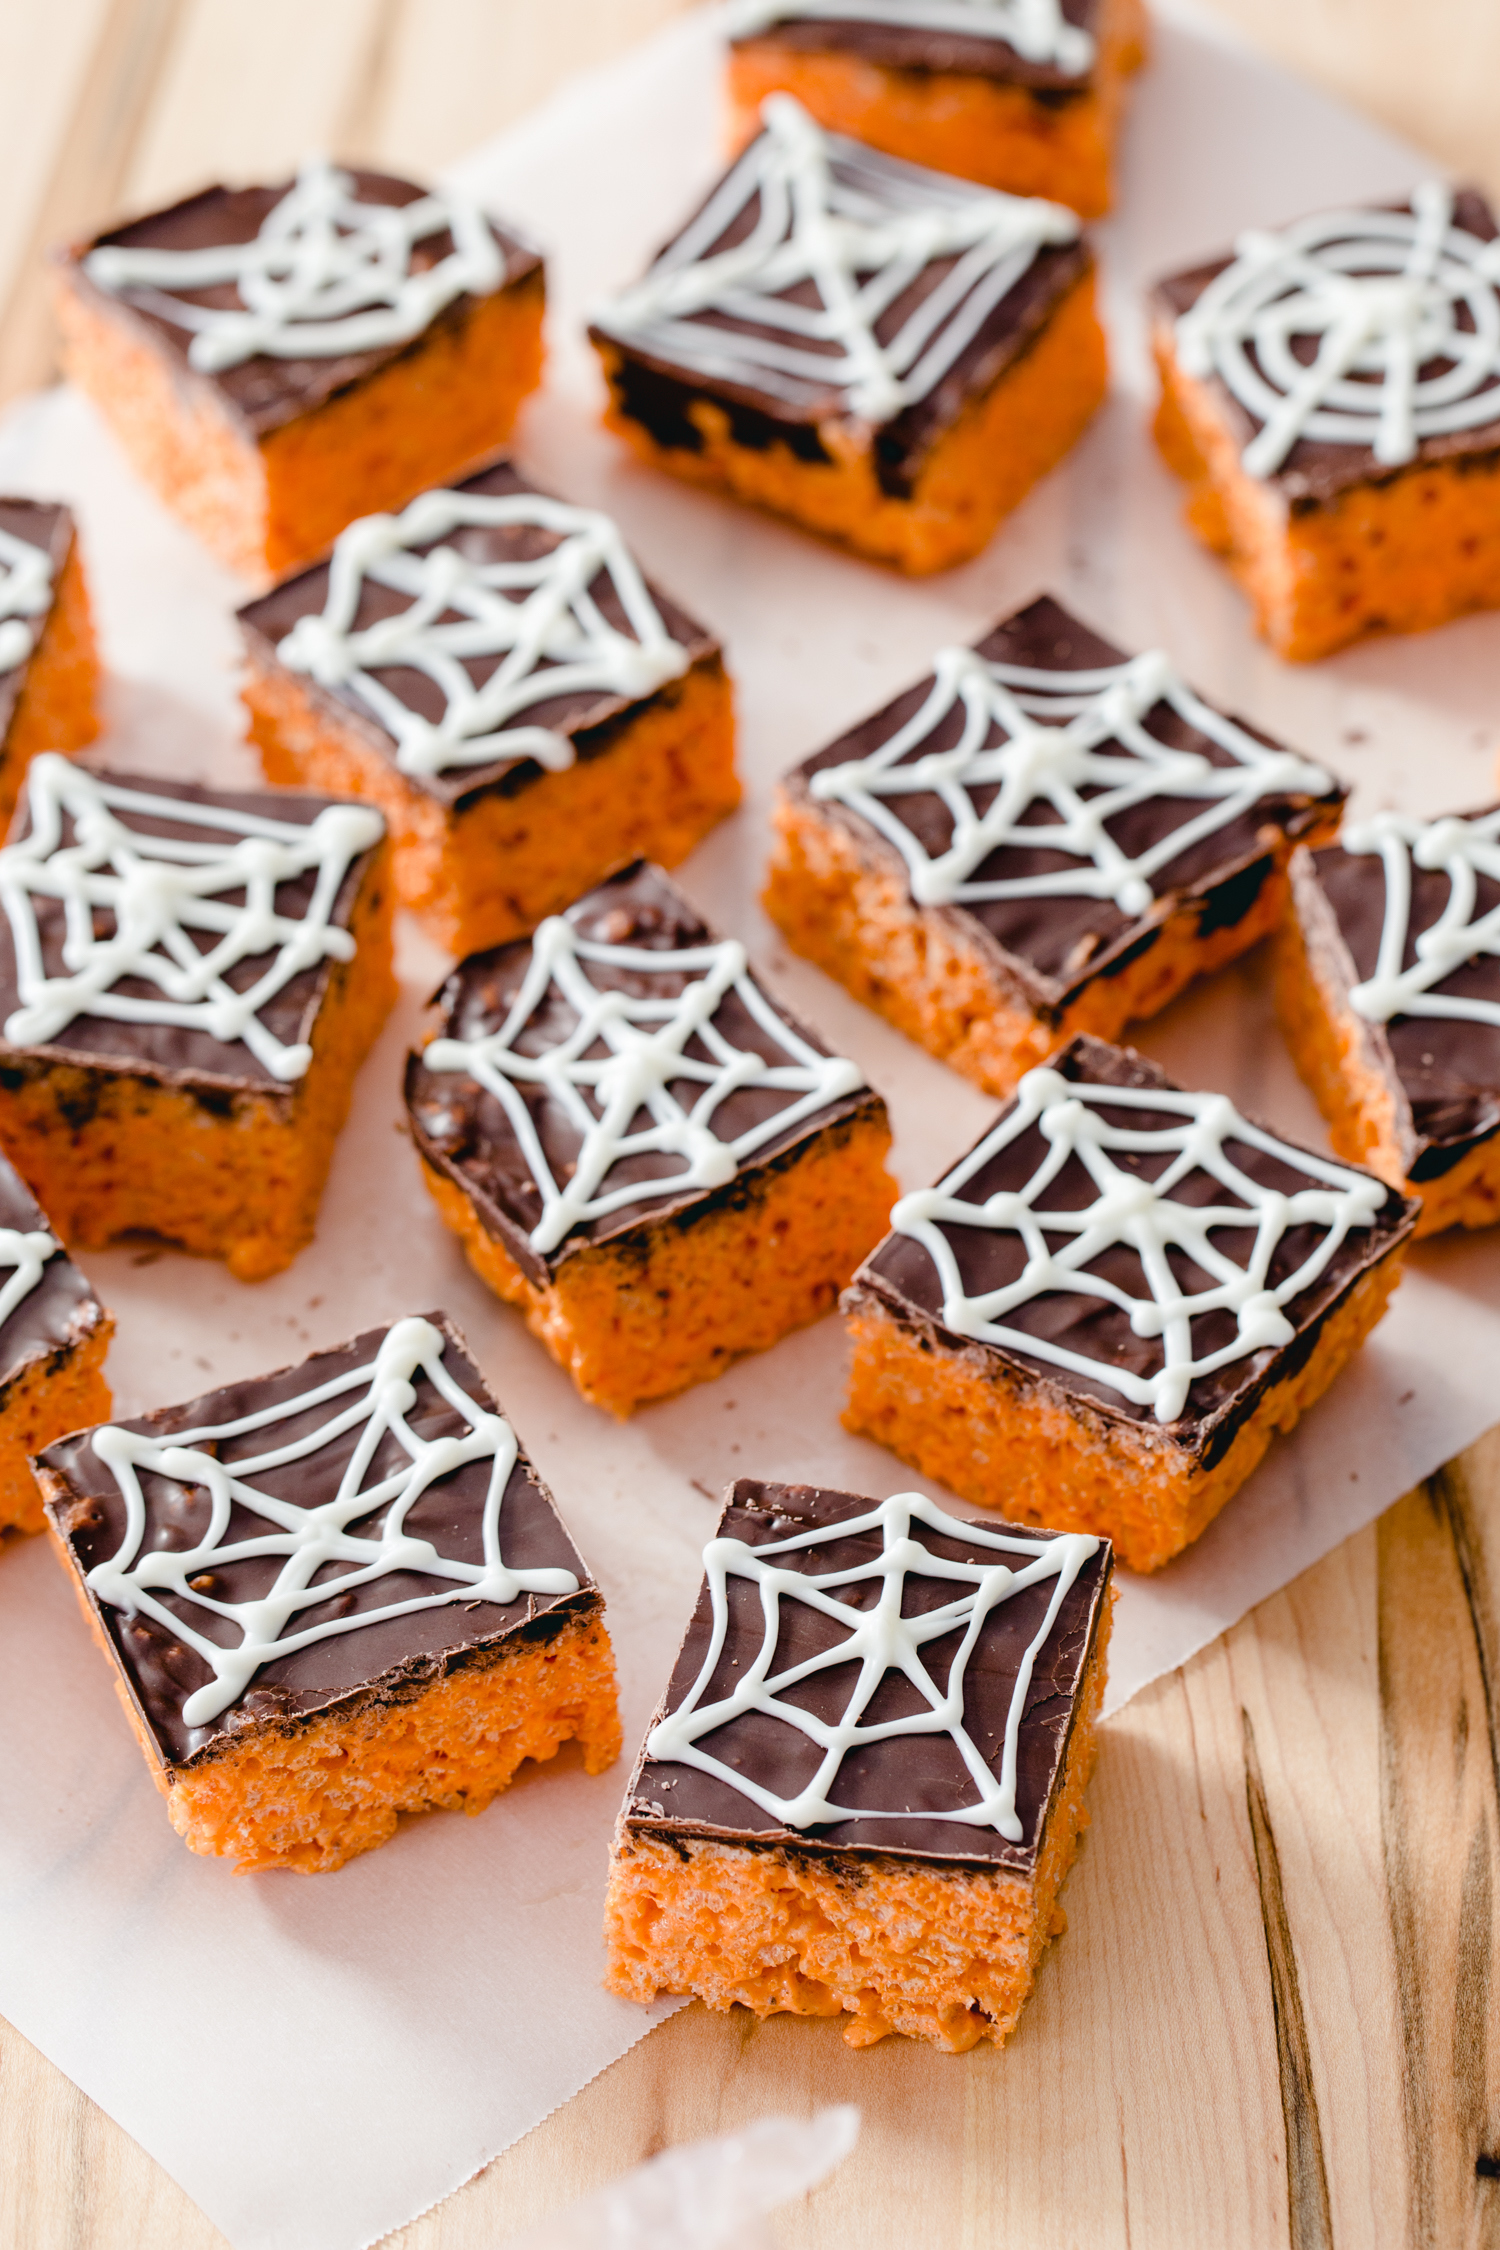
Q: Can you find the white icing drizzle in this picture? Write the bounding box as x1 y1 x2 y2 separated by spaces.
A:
274 488 690 781
726 0 1094 75
0 754 385 1081
891 1065 1387 1423
808 642 1332 917
592 94 1079 426
0 1225 61 1333
0 523 55 676
1340 805 1500 1028
82 157 506 375
422 912 866 1256
1174 181 1500 477
646 1490 1098 1843
84 1314 580 1729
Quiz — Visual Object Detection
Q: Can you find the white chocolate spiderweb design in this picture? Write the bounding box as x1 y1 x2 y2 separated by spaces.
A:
421 912 866 1255
891 1066 1387 1423
726 0 1093 74
647 1492 1098 1843
593 94 1079 425
0 1225 61 1334
1339 806 1500 1028
84 1315 580 1730
1174 181 1500 477
274 488 690 781
82 156 506 374
808 643 1332 916
0 524 54 675
0 754 385 1081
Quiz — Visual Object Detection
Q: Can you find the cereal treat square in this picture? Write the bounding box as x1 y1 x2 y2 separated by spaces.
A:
404 861 895 1415
588 97 1105 575
38 1312 620 1873
52 160 545 584
1276 805 1500 1236
0 1152 112 1540
765 593 1344 1097
0 500 99 822
725 0 1149 218
843 1035 1416 1571
0 755 393 1281
1151 185 1500 661
605 1477 1112 2051
238 460 740 955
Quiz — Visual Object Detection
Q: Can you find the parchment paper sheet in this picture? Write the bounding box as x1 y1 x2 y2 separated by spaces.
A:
2 9 1499 2246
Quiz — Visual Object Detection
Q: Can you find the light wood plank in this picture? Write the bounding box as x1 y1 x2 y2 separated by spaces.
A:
0 0 116 320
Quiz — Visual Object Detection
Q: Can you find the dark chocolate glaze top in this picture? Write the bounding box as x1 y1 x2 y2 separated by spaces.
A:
1151 191 1500 504
0 1149 107 1394
41 1312 597 1767
64 170 541 437
405 860 882 1285
0 766 381 1094
786 594 1344 1014
730 0 1100 88
853 1035 1415 1465
1299 815 1500 1179
238 459 720 809
625 1477 1112 1872
0 500 73 744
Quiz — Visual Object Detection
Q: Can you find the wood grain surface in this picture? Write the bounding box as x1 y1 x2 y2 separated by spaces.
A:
2 3 1500 2245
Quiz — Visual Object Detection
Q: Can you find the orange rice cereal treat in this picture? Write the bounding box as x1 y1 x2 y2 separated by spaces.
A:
605 1477 1112 2050
0 1152 112 1540
0 500 99 822
237 459 739 955
404 860 895 1416
588 97 1104 574
725 0 1149 218
843 1035 1417 1571
1151 184 1500 661
765 593 1344 1098
52 159 545 585
36 1311 621 1873
1276 804 1500 1236
0 754 392 1281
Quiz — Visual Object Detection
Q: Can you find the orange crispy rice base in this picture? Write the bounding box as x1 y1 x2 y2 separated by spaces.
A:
421 1107 896 1417
1153 327 1500 662
596 268 1106 576
727 0 1149 217
245 646 741 955
1274 901 1500 1237
764 783 1332 1099
844 1254 1405 1573
0 1322 113 1538
53 265 545 585
1 541 99 822
604 1592 1111 2051
0 847 395 1281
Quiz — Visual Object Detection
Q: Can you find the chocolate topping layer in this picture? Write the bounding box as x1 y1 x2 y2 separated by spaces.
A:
1151 191 1500 505
63 170 541 438
0 1150 107 1394
0 767 381 1094
625 1477 1111 1872
730 1 1100 89
852 1035 1415 1464
786 593 1344 1014
405 860 882 1285
0 499 72 743
238 459 720 808
41 1312 597 1767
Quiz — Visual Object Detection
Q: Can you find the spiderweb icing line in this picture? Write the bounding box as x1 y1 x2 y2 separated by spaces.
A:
83 1315 580 1729
0 1226 61 1334
0 523 55 676
726 0 1094 73
809 643 1332 915
1174 180 1500 477
593 94 1079 427
274 488 690 780
891 1065 1387 1424
646 1490 1098 1843
422 912 866 1255
83 156 507 375
0 754 385 1081
1340 805 1500 1028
